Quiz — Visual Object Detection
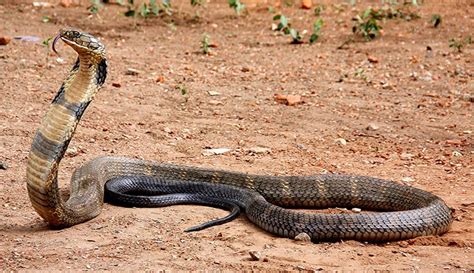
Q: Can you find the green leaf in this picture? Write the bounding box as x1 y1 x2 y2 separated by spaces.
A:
124 9 135 17
289 28 297 39
280 15 288 27
273 14 281 20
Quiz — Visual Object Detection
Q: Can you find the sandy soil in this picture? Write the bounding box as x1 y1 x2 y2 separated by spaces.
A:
0 0 473 271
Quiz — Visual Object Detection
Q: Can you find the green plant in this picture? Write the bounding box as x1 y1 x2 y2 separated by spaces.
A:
88 0 103 14
449 36 472 53
273 14 303 44
176 84 189 102
228 0 245 15
352 8 383 41
124 0 171 17
201 33 211 54
191 0 204 6
430 14 441 28
309 18 323 44
42 37 53 47
314 5 324 16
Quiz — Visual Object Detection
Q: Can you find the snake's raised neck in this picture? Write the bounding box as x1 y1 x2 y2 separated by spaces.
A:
26 29 107 226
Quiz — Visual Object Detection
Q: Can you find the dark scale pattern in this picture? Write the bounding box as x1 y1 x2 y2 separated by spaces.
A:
96 59 107 86
104 174 452 242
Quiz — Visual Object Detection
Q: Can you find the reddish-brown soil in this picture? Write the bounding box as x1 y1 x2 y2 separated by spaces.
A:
1 0 473 271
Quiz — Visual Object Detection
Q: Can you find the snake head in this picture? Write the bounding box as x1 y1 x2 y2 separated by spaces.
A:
53 29 106 60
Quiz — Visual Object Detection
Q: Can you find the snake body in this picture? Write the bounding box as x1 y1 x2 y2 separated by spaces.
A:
26 29 453 241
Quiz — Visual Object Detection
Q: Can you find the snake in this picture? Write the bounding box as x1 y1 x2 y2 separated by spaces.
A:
26 29 453 242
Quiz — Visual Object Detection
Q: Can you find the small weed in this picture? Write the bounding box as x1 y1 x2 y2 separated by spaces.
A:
41 15 51 23
42 37 53 47
228 0 245 15
273 15 323 44
191 0 204 6
124 0 171 18
284 0 293 7
332 4 346 13
88 0 103 14
352 8 383 41
430 14 441 28
449 36 472 53
314 5 324 16
354 67 369 82
309 19 323 44
273 14 303 44
201 33 211 54
176 84 189 102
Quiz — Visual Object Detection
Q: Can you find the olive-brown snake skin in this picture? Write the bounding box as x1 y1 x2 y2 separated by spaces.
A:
26 29 452 241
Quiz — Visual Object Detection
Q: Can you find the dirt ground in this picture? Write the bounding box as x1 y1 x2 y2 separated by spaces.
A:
0 0 473 271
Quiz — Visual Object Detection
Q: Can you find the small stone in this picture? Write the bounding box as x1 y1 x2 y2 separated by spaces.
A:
60 0 72 7
0 36 11 45
274 94 303 106
367 55 378 63
400 153 414 160
366 123 379 131
452 150 462 157
208 100 223 106
334 138 347 145
202 148 231 156
249 251 261 261
351 208 362 213
401 177 415 183
112 82 121 88
0 161 7 170
301 0 312 9
294 232 311 242
66 147 79 157
125 68 141 76
296 265 305 270
207 91 220 96
368 253 375 257
156 76 165 83
249 147 271 154
241 67 250 72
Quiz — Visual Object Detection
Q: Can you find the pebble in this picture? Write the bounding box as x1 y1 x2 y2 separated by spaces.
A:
0 161 7 170
125 68 141 76
351 208 362 213
400 153 414 160
202 148 231 156
367 55 378 63
208 100 223 106
248 251 261 261
207 91 220 96
452 150 462 157
366 123 379 131
334 138 347 145
0 36 11 45
249 147 271 154
401 177 415 183
294 232 311 242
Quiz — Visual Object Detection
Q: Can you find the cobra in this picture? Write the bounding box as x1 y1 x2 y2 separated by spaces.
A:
26 29 453 241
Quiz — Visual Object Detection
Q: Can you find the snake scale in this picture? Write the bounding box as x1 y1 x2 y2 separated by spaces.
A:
26 29 453 242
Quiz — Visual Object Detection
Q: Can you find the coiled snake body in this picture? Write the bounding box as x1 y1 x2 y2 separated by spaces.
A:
26 29 452 242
